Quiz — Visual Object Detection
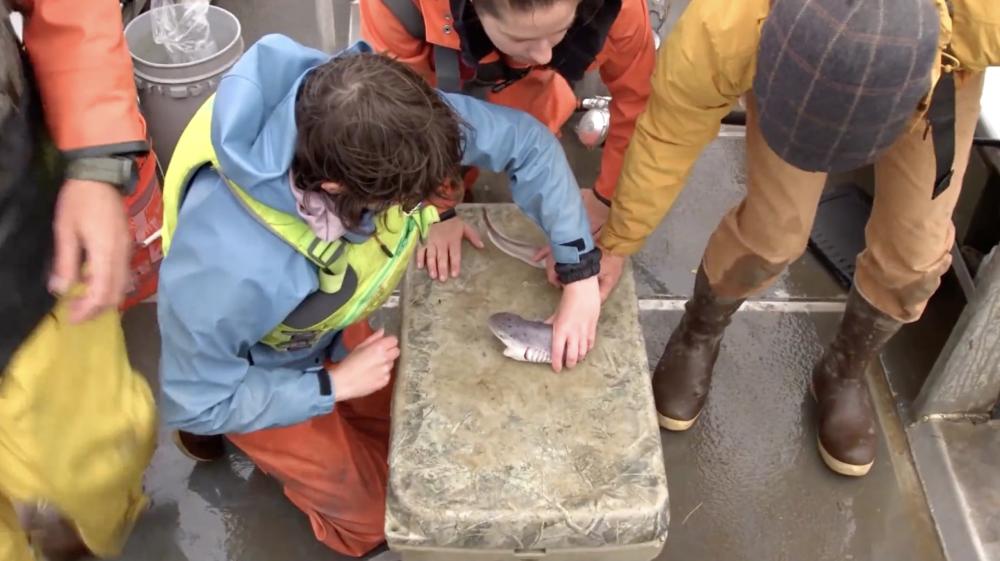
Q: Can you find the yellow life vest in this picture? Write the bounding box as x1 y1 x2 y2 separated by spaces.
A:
161 95 439 351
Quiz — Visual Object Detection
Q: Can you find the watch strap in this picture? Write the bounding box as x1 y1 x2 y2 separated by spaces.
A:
64 156 137 195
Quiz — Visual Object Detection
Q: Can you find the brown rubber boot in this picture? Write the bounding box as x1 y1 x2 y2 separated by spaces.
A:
812 287 901 477
653 266 744 431
172 430 226 462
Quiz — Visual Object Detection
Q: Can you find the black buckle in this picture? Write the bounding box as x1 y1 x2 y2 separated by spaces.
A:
279 331 320 351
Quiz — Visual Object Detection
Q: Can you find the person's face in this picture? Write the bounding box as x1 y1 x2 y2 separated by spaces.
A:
477 0 579 66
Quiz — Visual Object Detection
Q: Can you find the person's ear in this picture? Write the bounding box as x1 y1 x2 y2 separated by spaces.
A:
320 181 344 195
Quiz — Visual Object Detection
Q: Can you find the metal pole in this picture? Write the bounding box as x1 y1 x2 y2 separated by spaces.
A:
316 0 355 53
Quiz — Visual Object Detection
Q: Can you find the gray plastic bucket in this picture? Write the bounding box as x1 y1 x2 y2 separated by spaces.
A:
125 5 243 168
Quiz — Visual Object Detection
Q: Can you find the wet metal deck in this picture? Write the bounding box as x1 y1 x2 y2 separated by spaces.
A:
109 1 961 558
116 128 944 561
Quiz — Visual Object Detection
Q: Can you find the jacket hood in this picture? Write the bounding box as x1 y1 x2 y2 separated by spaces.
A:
211 35 372 196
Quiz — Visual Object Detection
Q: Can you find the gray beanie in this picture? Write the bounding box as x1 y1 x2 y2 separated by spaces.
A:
753 0 940 173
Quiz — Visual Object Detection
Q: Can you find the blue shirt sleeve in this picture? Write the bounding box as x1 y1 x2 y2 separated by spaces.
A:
157 169 335 435
442 92 595 264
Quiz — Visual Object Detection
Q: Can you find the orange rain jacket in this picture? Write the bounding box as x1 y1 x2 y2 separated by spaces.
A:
14 0 147 155
2 0 148 368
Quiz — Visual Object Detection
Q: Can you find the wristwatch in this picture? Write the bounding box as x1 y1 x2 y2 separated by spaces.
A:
64 156 139 196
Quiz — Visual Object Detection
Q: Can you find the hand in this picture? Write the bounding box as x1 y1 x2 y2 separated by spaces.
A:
528 247 562 288
49 179 131 323
581 188 610 235
416 217 485 281
328 328 399 402
546 276 600 373
597 251 626 302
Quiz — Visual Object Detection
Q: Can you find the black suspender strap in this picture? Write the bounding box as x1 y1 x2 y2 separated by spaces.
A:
927 71 956 200
381 0 426 39
433 45 463 93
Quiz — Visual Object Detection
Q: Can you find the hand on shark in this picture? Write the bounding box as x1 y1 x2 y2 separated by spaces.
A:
416 217 485 281
488 276 600 372
547 276 601 372
481 207 601 370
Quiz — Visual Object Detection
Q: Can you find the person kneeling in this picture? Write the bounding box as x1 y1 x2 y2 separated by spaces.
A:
157 35 602 557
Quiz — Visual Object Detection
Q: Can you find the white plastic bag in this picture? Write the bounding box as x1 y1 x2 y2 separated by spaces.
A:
151 0 219 64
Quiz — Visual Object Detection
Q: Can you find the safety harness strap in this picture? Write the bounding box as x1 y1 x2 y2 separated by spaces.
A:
381 0 426 39
927 70 956 200
433 43 463 93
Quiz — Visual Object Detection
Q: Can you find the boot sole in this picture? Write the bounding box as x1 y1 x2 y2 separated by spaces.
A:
817 437 874 477
658 411 699 431
809 382 874 477
171 430 223 463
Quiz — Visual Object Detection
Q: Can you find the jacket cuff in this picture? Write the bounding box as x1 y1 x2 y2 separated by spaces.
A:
556 247 602 284
316 369 333 396
550 228 596 264
310 371 336 416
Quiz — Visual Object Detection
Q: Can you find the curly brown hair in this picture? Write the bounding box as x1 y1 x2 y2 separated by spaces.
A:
291 52 464 230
